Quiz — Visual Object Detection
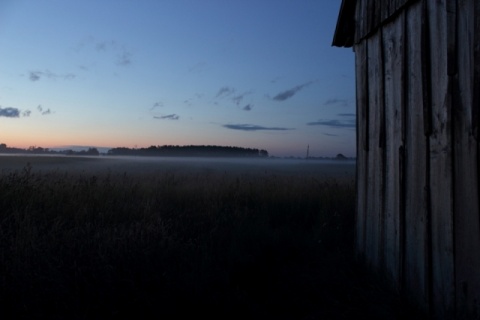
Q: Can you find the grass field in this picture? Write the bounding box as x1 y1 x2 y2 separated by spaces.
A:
0 155 422 319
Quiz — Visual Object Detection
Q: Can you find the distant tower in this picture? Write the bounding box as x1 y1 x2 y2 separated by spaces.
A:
306 144 310 159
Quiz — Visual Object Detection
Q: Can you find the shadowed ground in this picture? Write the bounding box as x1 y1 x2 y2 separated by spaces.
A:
0 155 424 319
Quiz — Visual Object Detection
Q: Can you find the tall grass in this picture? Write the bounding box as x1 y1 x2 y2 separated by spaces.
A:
0 165 418 319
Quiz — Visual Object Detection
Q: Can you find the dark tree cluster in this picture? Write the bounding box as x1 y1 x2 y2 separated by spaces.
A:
0 143 99 156
0 144 54 155
64 148 100 156
107 145 269 158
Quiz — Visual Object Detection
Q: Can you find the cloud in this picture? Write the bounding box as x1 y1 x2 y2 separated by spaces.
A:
29 72 41 81
154 114 179 120
183 93 204 107
270 76 282 84
151 101 164 110
338 113 356 117
116 51 132 66
29 70 75 81
232 91 252 106
324 99 349 107
95 40 111 52
243 104 252 111
37 105 52 115
223 124 293 131
216 86 235 98
95 40 132 65
41 108 52 115
306 119 355 128
74 37 133 67
0 107 20 118
188 62 207 74
22 110 32 117
63 73 76 80
272 80 315 101
322 132 338 137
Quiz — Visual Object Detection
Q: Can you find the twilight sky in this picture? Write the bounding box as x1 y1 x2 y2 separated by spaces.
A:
0 0 355 157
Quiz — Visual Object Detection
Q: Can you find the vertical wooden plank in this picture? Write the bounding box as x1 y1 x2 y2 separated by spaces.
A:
365 31 385 270
473 0 480 141
355 0 367 44
373 0 382 32
453 0 480 317
403 1 430 313
426 0 455 317
381 0 390 22
381 14 404 289
355 40 369 258
366 0 376 36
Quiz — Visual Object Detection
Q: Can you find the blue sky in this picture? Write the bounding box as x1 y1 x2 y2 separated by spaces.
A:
0 0 355 157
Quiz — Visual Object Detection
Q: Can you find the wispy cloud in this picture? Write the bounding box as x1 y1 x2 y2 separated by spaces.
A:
306 119 355 128
323 132 338 137
37 105 52 115
272 80 315 101
154 114 179 120
151 101 164 110
22 110 32 117
243 104 252 111
29 72 40 81
223 124 293 131
96 40 132 66
183 93 204 107
95 40 110 51
270 76 282 84
338 113 355 117
232 91 252 106
74 37 133 67
216 86 235 98
0 107 20 118
116 51 132 66
29 70 75 82
324 98 349 107
188 62 207 74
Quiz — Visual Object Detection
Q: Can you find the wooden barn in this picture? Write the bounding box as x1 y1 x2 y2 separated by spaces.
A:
333 0 480 318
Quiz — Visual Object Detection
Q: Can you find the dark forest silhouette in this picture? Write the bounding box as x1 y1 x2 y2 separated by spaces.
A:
0 143 268 158
107 145 269 158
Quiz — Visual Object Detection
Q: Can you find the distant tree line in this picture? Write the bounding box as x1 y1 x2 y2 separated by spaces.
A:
0 143 268 158
107 145 269 158
64 148 100 156
0 143 99 156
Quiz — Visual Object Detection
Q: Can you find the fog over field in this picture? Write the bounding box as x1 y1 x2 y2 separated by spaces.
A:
0 154 355 179
0 154 423 319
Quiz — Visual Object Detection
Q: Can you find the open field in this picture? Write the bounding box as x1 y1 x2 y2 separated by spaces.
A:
0 154 356 177
0 155 422 319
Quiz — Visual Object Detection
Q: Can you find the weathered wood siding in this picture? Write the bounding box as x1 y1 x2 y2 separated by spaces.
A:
350 0 480 317
404 1 429 311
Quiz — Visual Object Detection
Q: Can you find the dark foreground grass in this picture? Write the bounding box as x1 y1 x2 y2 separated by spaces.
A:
0 165 423 319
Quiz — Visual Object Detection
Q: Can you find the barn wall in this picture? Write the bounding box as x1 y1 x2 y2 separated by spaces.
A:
353 0 480 317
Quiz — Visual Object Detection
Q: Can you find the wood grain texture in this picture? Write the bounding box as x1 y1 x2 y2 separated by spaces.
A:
403 1 430 313
354 0 421 43
426 0 455 317
453 0 480 317
381 15 404 289
365 31 385 270
355 40 369 257
347 0 480 317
